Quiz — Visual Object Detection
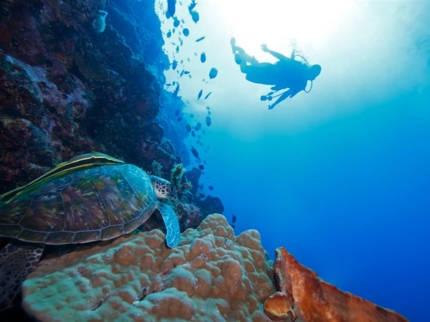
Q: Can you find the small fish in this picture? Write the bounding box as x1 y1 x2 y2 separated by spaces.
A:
195 122 202 131
189 0 197 11
166 83 172 87
209 68 218 79
204 91 212 100
196 36 205 42
186 123 191 132
173 84 180 97
167 31 172 38
175 109 180 116
205 116 211 126
172 60 178 70
167 0 176 17
190 11 199 23
177 117 183 121
191 131 196 137
199 193 205 198
188 0 199 22
197 89 203 100
232 214 236 224
200 52 206 63
191 146 200 159
208 186 214 190
206 106 210 110
198 164 205 170
176 45 180 53
173 17 180 27
183 28 190 36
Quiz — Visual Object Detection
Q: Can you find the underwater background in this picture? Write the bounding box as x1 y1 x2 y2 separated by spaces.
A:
158 1 430 321
0 0 428 321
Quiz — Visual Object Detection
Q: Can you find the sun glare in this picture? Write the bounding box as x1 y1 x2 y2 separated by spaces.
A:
213 0 354 57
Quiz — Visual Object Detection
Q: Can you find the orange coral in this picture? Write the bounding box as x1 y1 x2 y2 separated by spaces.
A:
270 247 408 322
264 291 294 321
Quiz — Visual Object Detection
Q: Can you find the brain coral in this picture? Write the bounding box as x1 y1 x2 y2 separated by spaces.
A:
21 214 275 321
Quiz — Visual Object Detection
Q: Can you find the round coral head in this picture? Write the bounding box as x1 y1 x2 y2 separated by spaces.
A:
264 292 290 321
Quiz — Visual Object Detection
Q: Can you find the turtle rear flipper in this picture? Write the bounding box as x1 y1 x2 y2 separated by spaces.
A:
0 241 44 311
158 203 180 248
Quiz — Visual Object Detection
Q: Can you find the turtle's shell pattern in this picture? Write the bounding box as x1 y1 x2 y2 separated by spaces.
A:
0 164 157 245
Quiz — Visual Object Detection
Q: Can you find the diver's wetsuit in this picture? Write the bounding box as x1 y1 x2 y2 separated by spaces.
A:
243 59 308 92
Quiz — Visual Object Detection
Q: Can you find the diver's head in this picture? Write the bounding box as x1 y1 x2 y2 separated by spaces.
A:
308 64 322 81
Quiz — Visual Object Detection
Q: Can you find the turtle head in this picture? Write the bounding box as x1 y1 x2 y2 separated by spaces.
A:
150 175 176 199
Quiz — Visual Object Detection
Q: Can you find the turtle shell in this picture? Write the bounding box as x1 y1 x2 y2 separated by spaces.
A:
0 164 157 245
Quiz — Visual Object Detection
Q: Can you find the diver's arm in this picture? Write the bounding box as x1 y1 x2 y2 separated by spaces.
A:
290 49 296 59
261 44 291 61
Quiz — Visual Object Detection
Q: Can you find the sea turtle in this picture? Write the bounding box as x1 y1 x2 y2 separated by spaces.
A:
0 152 180 310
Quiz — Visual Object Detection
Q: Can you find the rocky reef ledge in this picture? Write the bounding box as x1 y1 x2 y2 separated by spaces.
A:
21 214 408 322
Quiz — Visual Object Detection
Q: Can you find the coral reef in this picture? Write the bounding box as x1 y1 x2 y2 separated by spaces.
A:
0 0 165 191
197 195 225 218
170 163 185 188
184 167 202 194
176 202 202 230
21 214 275 321
17 215 409 322
0 0 226 236
264 247 409 322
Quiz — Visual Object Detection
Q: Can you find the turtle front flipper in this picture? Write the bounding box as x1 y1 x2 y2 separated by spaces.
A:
0 241 44 311
157 203 180 248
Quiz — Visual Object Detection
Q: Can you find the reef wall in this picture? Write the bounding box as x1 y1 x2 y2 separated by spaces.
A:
0 0 223 229
0 0 173 184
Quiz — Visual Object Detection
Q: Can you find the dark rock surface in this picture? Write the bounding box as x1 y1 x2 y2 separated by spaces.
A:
0 0 165 191
197 195 225 218
0 0 224 232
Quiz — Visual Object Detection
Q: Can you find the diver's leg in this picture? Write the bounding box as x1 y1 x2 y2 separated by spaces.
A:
239 60 250 73
268 89 292 109
231 38 259 65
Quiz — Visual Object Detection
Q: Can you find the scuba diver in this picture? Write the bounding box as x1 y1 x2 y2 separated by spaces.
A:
230 37 321 109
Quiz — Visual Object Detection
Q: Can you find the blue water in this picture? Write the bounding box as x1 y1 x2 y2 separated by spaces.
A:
157 1 430 321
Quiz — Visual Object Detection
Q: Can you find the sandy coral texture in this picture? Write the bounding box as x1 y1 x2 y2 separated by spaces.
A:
22 214 275 321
